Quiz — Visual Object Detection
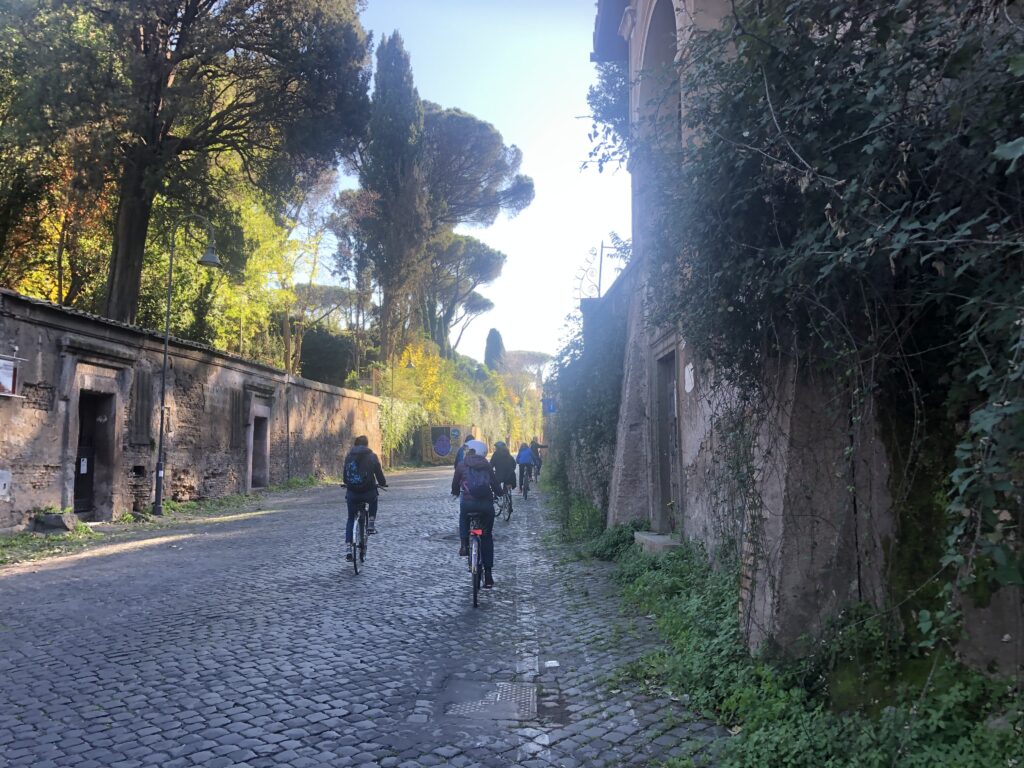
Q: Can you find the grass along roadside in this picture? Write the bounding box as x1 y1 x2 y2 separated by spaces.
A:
579 525 1023 768
0 475 336 567
0 522 103 566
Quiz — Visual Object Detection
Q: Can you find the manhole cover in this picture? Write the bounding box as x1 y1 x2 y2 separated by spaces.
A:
442 681 537 721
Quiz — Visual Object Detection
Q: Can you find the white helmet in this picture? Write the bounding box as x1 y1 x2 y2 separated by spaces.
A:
466 439 487 456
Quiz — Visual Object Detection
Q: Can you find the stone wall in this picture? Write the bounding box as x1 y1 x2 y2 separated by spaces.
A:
0 290 381 532
591 0 1021 673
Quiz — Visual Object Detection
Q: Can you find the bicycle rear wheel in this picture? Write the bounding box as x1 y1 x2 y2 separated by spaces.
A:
503 491 513 521
351 517 361 575
470 537 480 608
359 510 368 563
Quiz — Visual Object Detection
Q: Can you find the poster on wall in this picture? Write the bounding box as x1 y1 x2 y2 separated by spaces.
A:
0 358 16 396
431 426 453 458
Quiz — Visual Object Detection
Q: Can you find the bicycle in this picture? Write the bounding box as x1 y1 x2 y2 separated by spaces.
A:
467 511 485 607
519 465 531 500
342 485 385 575
496 482 514 522
350 498 368 574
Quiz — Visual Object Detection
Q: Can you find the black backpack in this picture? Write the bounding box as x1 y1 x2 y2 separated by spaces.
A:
344 452 374 493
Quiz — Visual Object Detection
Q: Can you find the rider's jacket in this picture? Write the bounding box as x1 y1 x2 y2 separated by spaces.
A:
489 447 517 486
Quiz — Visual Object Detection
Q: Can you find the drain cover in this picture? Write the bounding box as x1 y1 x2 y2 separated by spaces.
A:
442 681 538 720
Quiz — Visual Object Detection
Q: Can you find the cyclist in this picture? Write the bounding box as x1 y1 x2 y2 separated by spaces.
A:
530 436 548 480
515 442 534 491
489 441 517 494
454 434 475 467
342 435 387 561
451 439 501 588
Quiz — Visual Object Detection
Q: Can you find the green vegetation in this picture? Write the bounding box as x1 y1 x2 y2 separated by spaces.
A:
0 522 100 565
545 308 628 516
381 338 544 462
592 530 1023 768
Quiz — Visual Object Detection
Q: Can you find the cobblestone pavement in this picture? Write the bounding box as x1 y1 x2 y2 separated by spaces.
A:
0 468 726 767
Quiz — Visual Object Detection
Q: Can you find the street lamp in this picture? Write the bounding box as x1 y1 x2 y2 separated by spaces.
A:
153 214 222 516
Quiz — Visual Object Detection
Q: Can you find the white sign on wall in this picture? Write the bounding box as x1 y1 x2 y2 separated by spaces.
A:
0 358 16 396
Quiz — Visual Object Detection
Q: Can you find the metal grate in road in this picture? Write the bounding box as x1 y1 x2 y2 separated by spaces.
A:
444 682 538 720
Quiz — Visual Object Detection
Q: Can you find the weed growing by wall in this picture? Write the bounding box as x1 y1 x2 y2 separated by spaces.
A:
598 533 1023 767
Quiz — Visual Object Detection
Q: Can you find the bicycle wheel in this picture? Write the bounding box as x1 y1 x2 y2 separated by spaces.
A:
503 491 513 521
470 537 480 608
351 516 361 575
523 474 529 501
359 510 368 563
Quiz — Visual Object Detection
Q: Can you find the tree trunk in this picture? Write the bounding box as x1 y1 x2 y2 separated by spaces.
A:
105 149 157 324
380 289 394 363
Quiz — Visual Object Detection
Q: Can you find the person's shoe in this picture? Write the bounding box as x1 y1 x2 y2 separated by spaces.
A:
458 542 468 557
367 522 377 534
484 569 494 589
345 553 354 561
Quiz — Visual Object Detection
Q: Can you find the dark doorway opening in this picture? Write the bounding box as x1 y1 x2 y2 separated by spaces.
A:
74 391 116 520
251 415 269 488
655 353 680 533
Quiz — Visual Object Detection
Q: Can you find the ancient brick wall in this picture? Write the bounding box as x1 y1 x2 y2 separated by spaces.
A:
0 290 381 532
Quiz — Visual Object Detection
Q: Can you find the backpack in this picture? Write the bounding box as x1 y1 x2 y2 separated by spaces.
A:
344 452 374 493
461 463 494 501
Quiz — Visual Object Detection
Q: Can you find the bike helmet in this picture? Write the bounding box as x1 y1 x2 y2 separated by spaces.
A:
466 439 487 456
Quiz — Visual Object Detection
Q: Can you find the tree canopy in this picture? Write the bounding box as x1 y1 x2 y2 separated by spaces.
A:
21 0 372 323
484 328 506 371
418 232 506 356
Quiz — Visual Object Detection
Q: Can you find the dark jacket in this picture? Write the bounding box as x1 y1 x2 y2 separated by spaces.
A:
489 447 517 486
343 445 387 497
530 440 547 463
454 442 470 467
451 454 502 501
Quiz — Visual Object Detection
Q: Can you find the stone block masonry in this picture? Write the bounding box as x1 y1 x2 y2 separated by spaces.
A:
0 290 381 532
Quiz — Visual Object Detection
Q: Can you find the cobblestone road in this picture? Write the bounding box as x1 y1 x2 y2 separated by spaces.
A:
0 468 725 767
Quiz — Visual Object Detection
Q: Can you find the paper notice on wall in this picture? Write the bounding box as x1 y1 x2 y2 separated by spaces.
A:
79 458 88 475
0 359 14 394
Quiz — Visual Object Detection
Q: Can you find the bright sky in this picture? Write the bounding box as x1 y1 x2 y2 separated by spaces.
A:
359 0 632 362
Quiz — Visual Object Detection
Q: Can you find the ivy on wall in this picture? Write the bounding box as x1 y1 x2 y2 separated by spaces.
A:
547 307 628 522
599 0 1024 606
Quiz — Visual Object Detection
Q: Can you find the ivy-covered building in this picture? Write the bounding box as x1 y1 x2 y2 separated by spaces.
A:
588 0 1021 674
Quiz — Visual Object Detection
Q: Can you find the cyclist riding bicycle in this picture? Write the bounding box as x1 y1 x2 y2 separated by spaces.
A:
454 434 475 467
515 442 535 489
451 439 502 589
342 435 387 561
489 441 517 493
530 436 547 480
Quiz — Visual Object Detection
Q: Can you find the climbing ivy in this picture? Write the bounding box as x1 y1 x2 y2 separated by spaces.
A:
546 310 627 518
618 0 1024 597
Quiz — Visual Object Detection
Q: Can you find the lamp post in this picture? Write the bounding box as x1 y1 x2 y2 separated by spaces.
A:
153 215 222 516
